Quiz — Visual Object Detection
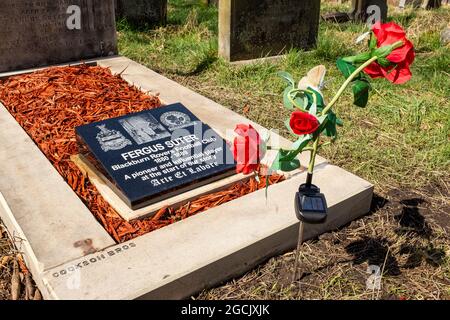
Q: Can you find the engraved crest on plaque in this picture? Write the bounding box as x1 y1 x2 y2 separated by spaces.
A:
160 111 194 131
96 125 132 152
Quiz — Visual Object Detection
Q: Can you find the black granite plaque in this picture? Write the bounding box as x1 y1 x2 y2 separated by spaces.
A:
0 0 117 73
76 103 236 210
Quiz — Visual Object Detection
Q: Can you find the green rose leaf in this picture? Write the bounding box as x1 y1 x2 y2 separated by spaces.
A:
309 102 318 116
324 112 338 140
284 118 295 135
352 79 371 108
283 87 294 110
271 149 301 172
337 58 356 78
292 134 312 151
305 87 325 109
278 71 295 88
369 32 377 50
337 58 372 108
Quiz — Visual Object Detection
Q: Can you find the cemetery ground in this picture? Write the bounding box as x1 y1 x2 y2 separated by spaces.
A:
1 1 449 300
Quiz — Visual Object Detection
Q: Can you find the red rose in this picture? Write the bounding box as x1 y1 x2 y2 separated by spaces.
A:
364 22 415 84
289 111 320 136
231 124 265 174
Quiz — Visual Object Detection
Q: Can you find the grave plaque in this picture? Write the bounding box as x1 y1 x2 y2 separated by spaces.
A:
219 0 321 62
76 103 236 210
0 0 117 73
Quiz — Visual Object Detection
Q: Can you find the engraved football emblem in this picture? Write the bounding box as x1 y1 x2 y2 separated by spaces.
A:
160 111 193 131
96 125 132 152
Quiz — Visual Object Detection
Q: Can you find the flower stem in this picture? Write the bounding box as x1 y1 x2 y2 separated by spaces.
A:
308 138 320 174
321 56 378 116
306 55 379 180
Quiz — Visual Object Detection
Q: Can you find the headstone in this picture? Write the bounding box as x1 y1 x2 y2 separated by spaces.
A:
350 0 388 23
0 0 117 73
204 0 218 5
399 0 423 8
76 103 236 210
115 0 167 26
219 0 321 62
421 0 442 9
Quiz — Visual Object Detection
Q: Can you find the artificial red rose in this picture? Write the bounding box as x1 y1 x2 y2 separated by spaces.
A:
231 124 265 174
289 111 320 136
364 22 415 84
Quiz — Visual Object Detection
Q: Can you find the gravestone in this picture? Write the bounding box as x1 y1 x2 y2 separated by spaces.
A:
204 0 218 5
219 0 321 62
76 103 236 210
350 0 388 23
399 0 423 8
421 0 442 8
441 26 450 45
115 0 167 26
0 0 117 73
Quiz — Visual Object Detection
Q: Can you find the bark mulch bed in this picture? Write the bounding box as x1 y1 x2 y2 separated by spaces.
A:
0 65 283 243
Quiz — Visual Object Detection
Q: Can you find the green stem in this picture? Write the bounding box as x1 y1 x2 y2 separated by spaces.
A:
308 137 320 174
307 55 379 176
321 55 378 116
287 88 314 112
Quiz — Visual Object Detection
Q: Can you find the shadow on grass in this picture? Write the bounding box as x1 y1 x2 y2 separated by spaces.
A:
395 198 432 238
400 244 447 269
345 237 401 276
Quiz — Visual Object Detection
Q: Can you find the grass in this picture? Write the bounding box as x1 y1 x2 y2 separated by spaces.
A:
118 1 450 192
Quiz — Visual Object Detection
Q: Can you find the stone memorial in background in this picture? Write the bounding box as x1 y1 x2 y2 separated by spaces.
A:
219 0 321 62
76 103 236 209
350 0 388 22
0 0 117 73
204 0 218 5
398 0 423 8
115 0 167 26
422 0 442 9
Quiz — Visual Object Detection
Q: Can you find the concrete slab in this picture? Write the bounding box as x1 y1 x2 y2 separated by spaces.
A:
0 104 115 273
41 163 373 300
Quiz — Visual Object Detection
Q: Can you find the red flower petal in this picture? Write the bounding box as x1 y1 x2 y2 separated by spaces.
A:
383 22 407 36
289 111 320 136
372 21 387 44
387 40 414 64
382 63 412 84
232 124 264 174
370 22 414 85
235 124 250 136
364 62 384 78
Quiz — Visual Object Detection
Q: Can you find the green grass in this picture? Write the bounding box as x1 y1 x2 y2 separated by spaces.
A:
118 1 450 190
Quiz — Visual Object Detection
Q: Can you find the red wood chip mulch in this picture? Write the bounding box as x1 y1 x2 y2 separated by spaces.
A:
0 65 283 243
